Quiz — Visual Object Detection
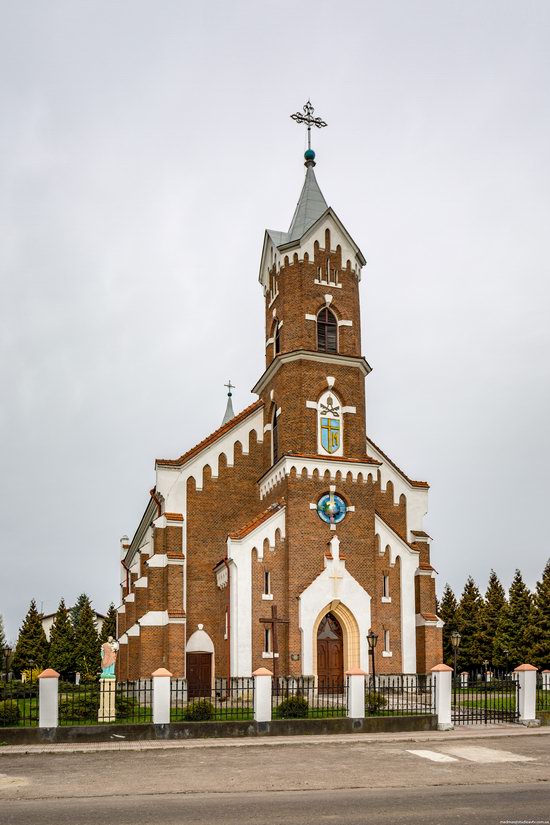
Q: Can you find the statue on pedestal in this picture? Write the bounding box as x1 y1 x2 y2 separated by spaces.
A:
100 636 118 679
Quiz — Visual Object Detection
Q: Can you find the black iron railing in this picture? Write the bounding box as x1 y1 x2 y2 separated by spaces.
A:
170 677 254 722
451 671 519 725
59 679 152 725
272 676 347 718
536 673 550 712
365 674 434 716
0 678 39 727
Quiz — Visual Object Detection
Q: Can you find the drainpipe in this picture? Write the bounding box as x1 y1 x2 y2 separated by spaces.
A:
223 557 231 684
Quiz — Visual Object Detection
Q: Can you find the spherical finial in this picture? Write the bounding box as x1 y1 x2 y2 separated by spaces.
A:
304 148 315 161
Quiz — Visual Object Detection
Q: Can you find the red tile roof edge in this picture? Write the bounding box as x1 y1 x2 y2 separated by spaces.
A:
228 500 285 541
284 452 381 466
367 438 429 488
156 399 264 468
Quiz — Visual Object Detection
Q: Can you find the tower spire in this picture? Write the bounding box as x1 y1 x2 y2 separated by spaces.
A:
222 380 235 425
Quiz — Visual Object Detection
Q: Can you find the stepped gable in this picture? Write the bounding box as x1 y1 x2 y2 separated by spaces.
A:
228 500 285 540
156 399 264 468
367 437 429 488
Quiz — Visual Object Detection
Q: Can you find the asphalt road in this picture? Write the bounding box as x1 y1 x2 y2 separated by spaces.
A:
1 730 549 824
1 784 549 825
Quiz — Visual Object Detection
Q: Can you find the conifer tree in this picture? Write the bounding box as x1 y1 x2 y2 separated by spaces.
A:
71 593 91 629
479 571 507 666
74 600 100 679
456 577 484 669
48 599 76 679
438 584 459 666
100 603 117 643
529 558 550 669
11 599 49 675
494 570 532 669
0 614 5 649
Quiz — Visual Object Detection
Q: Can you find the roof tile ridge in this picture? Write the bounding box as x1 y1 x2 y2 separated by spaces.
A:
367 437 429 488
156 399 264 467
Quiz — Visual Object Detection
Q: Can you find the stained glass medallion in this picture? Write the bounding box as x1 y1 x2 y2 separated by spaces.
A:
317 492 347 525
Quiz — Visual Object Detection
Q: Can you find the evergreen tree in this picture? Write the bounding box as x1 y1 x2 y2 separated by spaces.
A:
529 558 550 669
456 577 484 670
100 603 117 643
438 584 459 666
74 600 100 679
11 599 49 675
0 614 5 649
48 599 76 679
494 570 532 669
479 571 507 666
71 593 91 629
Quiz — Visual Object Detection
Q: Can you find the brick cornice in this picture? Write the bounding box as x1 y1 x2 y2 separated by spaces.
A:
252 349 372 396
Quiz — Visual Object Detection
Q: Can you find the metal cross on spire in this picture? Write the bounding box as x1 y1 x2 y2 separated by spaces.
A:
290 100 327 151
224 379 235 397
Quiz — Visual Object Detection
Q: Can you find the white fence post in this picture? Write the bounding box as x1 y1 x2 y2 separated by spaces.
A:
38 668 59 728
542 670 550 691
514 664 538 725
346 668 366 718
460 672 468 688
430 664 453 730
152 668 173 725
252 667 272 722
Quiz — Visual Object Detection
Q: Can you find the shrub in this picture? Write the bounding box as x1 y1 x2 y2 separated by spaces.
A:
183 699 214 721
276 695 309 719
115 696 140 719
59 695 99 722
0 699 20 726
0 680 38 700
365 691 388 714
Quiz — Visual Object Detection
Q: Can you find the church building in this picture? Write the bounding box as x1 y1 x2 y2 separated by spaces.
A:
116 106 443 693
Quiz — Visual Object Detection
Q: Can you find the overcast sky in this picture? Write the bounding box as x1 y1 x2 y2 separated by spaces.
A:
1 1 549 640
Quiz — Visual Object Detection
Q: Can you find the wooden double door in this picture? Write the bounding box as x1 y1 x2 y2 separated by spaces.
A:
317 612 344 692
186 652 212 698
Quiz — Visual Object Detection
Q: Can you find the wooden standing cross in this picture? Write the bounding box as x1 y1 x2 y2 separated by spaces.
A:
259 604 289 681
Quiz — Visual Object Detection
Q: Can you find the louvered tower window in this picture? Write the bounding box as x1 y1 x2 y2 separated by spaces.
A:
317 308 337 353
272 407 279 464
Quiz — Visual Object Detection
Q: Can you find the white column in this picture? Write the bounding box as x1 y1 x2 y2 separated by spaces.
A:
542 670 550 691
152 668 173 725
38 668 59 728
346 668 366 718
253 667 272 722
460 672 468 688
514 664 538 724
430 664 453 730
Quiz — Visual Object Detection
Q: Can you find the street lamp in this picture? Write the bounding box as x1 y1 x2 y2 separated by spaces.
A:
450 631 461 706
367 630 378 689
2 646 11 682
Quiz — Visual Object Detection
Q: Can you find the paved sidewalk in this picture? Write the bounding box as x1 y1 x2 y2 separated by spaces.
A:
1 724 548 755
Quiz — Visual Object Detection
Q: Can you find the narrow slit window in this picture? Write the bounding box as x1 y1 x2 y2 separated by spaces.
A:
384 629 390 652
383 575 390 598
264 627 272 653
264 570 271 595
272 407 279 464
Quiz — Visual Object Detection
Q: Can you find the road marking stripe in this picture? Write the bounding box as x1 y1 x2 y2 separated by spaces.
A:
406 749 459 763
441 746 534 763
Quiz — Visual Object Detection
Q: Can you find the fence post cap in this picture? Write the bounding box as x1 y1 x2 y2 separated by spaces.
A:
252 667 273 677
460 671 469 675
345 667 367 676
513 663 538 672
38 668 60 679
542 669 550 673
430 664 453 672
151 668 173 677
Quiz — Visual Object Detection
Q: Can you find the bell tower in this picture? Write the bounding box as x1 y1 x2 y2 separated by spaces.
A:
255 102 371 468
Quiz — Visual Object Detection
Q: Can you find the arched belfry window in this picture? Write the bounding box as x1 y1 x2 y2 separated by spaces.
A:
317 308 337 354
274 321 281 355
272 405 279 464
317 390 343 456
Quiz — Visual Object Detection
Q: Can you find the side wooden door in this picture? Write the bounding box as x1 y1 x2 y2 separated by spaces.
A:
186 652 212 698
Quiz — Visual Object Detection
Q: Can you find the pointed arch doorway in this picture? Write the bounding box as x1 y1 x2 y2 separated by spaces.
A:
317 612 344 692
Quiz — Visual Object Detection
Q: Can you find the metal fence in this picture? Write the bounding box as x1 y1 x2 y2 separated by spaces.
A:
58 679 153 725
170 677 254 722
0 679 39 727
365 674 434 716
451 671 519 725
272 677 347 718
536 673 550 712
